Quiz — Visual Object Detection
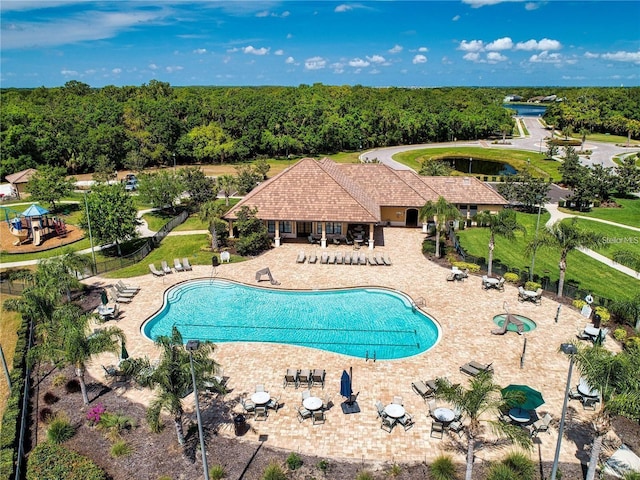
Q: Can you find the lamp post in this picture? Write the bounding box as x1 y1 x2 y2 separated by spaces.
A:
186 340 209 480
551 343 578 480
529 199 543 281
83 191 97 273
468 157 472 174
172 153 176 173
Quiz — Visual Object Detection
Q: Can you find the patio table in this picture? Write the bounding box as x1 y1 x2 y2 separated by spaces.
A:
584 326 601 338
433 407 454 423
251 392 270 405
484 277 500 288
384 404 405 419
303 396 323 411
578 378 599 398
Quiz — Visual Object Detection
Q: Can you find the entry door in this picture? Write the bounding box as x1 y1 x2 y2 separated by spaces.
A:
406 209 418 227
297 222 312 237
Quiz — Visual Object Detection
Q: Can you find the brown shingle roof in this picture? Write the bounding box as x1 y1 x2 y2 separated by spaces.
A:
5 168 37 184
409 175 508 205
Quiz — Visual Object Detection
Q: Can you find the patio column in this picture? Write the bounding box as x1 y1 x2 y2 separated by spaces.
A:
227 220 234 238
274 221 281 247
368 223 375 249
321 222 327 248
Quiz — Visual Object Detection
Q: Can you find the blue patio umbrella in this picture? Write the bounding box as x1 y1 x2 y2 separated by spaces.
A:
21 204 49 217
340 369 352 398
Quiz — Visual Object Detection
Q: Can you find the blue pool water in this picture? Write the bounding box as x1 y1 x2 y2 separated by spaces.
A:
142 279 441 360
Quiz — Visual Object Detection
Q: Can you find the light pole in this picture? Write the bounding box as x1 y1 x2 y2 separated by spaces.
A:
529 198 543 281
172 153 176 173
83 191 97 273
186 340 209 480
468 157 472 174
551 343 578 480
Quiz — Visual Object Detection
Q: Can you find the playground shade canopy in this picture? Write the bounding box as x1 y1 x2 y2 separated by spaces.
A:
21 204 49 217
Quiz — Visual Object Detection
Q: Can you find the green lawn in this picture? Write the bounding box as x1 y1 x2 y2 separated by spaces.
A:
0 237 92 263
560 197 640 227
456 211 638 300
393 147 561 180
574 132 638 145
573 219 640 262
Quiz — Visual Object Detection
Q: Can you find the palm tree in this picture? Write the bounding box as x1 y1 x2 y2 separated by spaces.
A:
569 343 640 480
216 174 237 206
419 196 461 258
435 371 532 480
142 326 220 446
37 249 91 302
199 200 228 251
475 209 526 277
528 218 604 297
29 303 125 405
611 292 640 330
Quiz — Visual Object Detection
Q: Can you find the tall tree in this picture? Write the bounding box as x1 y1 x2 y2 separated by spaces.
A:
216 175 237 206
140 326 219 446
79 183 139 256
36 250 91 302
137 171 184 213
528 218 604 297
419 160 452 176
614 155 640 196
475 209 526 276
179 166 217 206
419 196 461 258
559 146 584 188
24 165 75 211
496 172 551 213
29 303 125 405
435 372 532 480
569 343 640 480
199 200 228 251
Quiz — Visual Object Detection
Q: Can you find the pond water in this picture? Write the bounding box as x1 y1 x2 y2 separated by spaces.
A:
445 157 517 176
503 103 548 117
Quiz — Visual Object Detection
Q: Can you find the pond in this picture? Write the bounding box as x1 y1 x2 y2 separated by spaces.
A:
444 157 517 176
503 103 548 117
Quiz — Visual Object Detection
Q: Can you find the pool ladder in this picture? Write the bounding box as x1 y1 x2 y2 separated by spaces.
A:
365 350 376 362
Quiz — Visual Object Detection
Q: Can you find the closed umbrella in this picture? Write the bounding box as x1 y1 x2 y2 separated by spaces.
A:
120 342 129 361
101 290 109 305
501 384 545 411
340 370 352 399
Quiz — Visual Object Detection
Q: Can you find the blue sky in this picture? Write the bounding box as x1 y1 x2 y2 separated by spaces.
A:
1 1 639 88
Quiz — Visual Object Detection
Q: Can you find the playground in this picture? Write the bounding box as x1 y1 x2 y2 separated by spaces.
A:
0 204 84 254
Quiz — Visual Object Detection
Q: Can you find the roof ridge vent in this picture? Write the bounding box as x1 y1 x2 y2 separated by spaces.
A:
463 177 471 186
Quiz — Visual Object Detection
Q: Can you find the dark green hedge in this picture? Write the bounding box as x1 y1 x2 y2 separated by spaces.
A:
26 442 106 480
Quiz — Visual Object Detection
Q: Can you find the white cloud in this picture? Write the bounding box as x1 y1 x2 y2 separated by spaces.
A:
112 68 122 74
525 2 539 10
418 47 428 53
486 52 507 63
148 63 158 70
331 62 345 73
463 52 482 62
458 40 484 52
452 15 460 21
366 54 386 63
193 48 207 55
165 65 183 73
286 33 293 39
335 4 352 12
282 11 290 17
486 37 513 51
388 44 403 54
462 0 520 7
61 69 78 76
274 49 284 56
584 52 599 59
256 10 269 17
285 56 295 64
601 51 640 63
305 56 326 70
243 45 269 55
441 56 453 65
516 38 561 51
529 51 562 63
349 58 370 67
412 54 427 64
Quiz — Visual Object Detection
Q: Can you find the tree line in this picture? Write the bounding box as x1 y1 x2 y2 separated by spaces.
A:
3 81 636 180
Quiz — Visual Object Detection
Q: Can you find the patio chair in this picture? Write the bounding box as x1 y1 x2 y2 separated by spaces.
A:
283 369 299 388
332 237 341 246
311 369 326 388
182 257 193 271
308 251 317 264
161 260 172 274
255 384 264 393
241 398 255 414
582 396 599 410
568 388 583 401
149 263 165 277
375 400 387 419
446 272 456 282
266 396 280 413
534 288 543 305
518 286 527 302
411 380 434 400
497 277 506 291
383 253 392 266
448 420 464 437
102 365 117 379
430 420 445 438
398 412 415 431
296 251 306 263
102 303 120 321
381 415 396 433
335 251 344 264
322 394 332 411
392 395 403 405
427 400 437 417
298 369 311 388
255 406 268 421
498 409 513 424
117 280 140 293
297 405 312 422
173 258 184 272
312 410 326 425
528 413 552 437
301 390 311 401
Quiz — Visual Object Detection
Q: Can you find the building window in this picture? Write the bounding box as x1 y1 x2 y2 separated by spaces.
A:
280 221 292 233
267 221 275 234
325 222 342 235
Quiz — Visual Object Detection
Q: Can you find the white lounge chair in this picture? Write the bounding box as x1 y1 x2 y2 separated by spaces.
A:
161 260 172 274
173 258 184 272
383 253 392 266
149 264 165 277
117 280 140 293
182 258 193 271
296 251 306 263
308 251 317 264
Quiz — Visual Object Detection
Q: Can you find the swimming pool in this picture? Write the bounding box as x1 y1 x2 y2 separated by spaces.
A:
142 279 441 360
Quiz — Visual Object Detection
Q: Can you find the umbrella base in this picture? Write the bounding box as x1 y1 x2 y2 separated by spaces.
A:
341 401 360 415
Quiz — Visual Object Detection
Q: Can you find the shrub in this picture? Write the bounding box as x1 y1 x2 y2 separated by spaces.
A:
87 403 106 425
430 454 457 480
110 440 133 457
486 463 517 480
504 272 519 283
286 452 303 470
501 452 535 480
39 408 54 424
623 471 640 480
573 299 587 309
98 412 135 442
209 464 226 480
422 239 436 255
356 471 374 480
47 414 75 444
262 461 286 480
451 261 480 273
625 336 640 351
317 459 329 473
387 463 402 476
613 328 627 342
43 391 59 405
65 379 81 393
51 374 68 387
594 306 610 324
524 281 541 291
26 442 106 480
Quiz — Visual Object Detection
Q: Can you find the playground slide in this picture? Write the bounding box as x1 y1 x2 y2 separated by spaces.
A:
9 226 28 246
32 226 42 246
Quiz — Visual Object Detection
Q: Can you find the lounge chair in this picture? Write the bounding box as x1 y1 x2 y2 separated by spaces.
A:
108 287 132 304
114 283 136 297
117 280 140 293
460 361 493 377
383 253 392 266
312 410 326 425
161 260 172 274
358 252 367 265
308 251 317 264
411 380 434 400
296 251 306 263
311 369 326 388
327 252 336 264
320 252 329 264
298 369 311 388
283 369 299 388
375 252 385 265
149 264 165 277
335 251 344 264
368 254 378 265
182 258 193 271
173 258 184 272
343 252 352 265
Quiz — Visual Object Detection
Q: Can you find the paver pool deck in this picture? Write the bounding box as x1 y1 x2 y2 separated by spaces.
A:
86 227 615 471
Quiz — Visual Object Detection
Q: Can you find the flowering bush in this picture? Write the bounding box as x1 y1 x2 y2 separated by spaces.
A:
594 306 610 324
573 299 587 310
503 272 519 284
86 404 106 425
525 281 541 291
